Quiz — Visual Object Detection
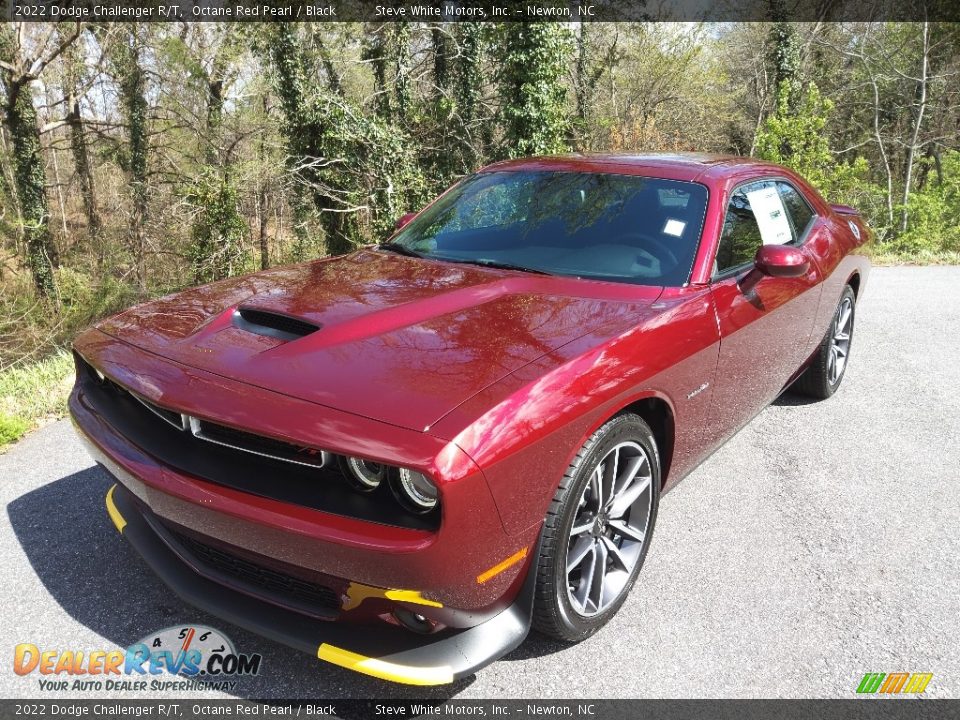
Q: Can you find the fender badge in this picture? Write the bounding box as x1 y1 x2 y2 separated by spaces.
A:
686 382 709 400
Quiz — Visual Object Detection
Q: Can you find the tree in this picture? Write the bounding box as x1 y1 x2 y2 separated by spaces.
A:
0 23 80 298
499 22 573 158
62 36 103 262
104 25 151 293
258 24 426 255
451 22 486 171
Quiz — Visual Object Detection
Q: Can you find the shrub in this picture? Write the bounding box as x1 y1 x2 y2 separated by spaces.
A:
891 150 960 256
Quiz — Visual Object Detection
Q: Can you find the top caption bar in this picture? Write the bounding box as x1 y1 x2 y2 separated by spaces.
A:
3 0 959 22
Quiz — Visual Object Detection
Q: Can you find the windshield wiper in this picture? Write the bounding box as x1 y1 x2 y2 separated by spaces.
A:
378 242 425 258
445 258 552 275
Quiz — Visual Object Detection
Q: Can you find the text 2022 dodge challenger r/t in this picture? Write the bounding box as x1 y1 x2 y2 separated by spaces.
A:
70 153 869 685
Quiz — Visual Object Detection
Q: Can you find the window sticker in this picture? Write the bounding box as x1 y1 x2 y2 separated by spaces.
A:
746 186 793 245
663 219 686 237
658 188 690 208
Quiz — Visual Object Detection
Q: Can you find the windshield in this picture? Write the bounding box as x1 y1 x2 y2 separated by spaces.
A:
387 170 709 286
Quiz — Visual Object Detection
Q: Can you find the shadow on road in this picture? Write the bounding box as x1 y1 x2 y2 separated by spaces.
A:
772 390 820 407
6 466 478 703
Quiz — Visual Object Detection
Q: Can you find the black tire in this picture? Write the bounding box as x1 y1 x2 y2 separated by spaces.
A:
794 285 856 400
532 413 660 642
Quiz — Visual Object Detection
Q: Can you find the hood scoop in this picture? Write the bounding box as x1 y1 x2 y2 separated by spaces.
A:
232 307 320 341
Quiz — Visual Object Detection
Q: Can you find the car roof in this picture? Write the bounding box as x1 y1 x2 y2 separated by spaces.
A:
479 152 783 184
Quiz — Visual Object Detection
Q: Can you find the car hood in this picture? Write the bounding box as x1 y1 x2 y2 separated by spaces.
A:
96 250 662 431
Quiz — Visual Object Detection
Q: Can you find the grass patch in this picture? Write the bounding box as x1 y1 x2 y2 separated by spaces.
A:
863 245 960 266
0 350 75 451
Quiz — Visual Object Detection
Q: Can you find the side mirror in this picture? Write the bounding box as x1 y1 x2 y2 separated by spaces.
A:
754 244 810 278
394 212 417 231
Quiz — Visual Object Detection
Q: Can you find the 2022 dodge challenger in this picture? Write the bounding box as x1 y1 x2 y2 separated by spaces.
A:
70 153 870 685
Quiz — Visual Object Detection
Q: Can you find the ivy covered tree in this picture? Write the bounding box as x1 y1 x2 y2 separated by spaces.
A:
499 22 573 158
452 23 487 172
0 24 80 298
258 24 426 254
165 26 247 282
106 25 151 293
767 0 801 113
184 170 247 283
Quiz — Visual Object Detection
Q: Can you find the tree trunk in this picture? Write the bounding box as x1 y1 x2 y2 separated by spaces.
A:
432 26 450 95
453 23 483 171
258 195 269 271
901 21 929 235
391 24 412 125
364 26 391 120
574 19 589 150
115 29 150 293
3 79 58 298
66 92 103 262
258 95 270 271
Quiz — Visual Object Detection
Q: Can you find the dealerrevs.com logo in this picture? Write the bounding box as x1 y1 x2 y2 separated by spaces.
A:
14 625 262 693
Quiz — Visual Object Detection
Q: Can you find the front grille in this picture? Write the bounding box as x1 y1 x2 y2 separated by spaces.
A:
130 392 185 430
169 528 341 612
74 353 440 531
190 417 329 469
234 307 319 340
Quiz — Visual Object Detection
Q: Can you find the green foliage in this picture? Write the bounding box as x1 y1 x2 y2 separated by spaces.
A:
0 24 59 298
113 34 149 204
891 151 960 255
0 350 73 449
6 85 58 298
499 22 573 158
261 24 427 252
454 24 485 135
0 413 29 446
768 22 800 111
54 267 139 332
756 82 885 228
183 169 248 283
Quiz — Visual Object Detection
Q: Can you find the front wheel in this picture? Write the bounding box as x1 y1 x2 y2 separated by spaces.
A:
794 285 856 399
532 413 660 642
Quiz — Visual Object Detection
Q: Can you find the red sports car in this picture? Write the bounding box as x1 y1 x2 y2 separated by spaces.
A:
70 154 870 685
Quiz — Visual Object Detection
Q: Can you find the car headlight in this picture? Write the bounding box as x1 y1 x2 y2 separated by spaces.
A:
392 467 439 513
339 456 388 492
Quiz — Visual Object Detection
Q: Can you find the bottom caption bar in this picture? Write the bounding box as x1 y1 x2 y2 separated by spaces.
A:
4 700 960 720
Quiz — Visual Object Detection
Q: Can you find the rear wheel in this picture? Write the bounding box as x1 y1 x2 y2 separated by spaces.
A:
532 413 660 642
794 285 856 399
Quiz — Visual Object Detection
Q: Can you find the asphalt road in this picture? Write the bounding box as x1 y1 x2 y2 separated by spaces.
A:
2 266 958 700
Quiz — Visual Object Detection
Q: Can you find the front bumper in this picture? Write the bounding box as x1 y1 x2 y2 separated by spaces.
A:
70 330 538 613
104 481 536 685
69 330 543 683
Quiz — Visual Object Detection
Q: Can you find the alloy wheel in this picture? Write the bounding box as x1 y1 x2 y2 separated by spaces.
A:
565 441 653 617
829 296 853 385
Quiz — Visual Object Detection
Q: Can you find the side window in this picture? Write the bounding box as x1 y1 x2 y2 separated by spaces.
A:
716 181 773 273
777 182 816 241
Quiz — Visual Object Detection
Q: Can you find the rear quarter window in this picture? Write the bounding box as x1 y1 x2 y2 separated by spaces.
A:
777 182 816 240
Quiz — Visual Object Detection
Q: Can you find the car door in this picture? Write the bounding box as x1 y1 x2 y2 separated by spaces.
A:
701 178 824 450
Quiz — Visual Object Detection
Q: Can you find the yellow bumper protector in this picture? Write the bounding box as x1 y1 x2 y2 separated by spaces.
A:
105 484 127 533
342 582 443 611
317 643 453 686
